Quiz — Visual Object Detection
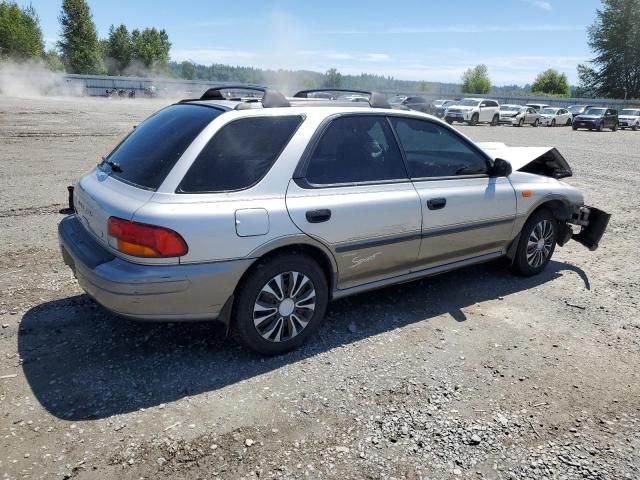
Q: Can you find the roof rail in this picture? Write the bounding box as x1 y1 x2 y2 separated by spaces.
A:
293 88 391 109
190 85 291 108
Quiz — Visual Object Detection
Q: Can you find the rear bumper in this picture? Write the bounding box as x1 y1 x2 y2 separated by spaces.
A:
58 215 254 321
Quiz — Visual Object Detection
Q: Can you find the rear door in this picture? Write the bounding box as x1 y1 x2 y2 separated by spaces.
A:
286 114 422 289
388 116 517 268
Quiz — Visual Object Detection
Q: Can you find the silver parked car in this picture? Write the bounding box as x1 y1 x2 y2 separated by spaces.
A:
499 105 540 127
539 107 573 127
59 86 610 354
618 108 640 130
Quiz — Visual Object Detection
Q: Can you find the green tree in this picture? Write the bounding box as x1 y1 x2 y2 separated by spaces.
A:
58 0 104 73
323 67 342 88
574 63 599 97
0 1 44 59
131 28 171 73
461 64 491 94
43 48 64 71
582 0 640 98
531 69 570 96
180 60 196 80
104 24 132 75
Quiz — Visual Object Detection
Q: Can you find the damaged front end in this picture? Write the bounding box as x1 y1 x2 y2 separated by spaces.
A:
478 142 611 252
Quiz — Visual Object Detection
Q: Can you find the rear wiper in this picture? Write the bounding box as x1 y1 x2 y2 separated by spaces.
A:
100 156 122 173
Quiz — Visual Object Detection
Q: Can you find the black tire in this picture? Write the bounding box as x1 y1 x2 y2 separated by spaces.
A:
468 113 478 126
633 123 638 131
572 125 578 131
446 119 453 125
491 114 499 126
518 118 524 127
597 122 604 132
549 119 556 127
533 118 539 127
566 118 572 126
511 209 558 277
231 253 329 355
612 123 618 131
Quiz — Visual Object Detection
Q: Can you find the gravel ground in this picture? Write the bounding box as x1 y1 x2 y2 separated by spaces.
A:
0 95 638 480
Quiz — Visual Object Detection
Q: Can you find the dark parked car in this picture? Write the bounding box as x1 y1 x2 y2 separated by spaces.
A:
572 107 618 131
567 104 594 118
388 95 431 113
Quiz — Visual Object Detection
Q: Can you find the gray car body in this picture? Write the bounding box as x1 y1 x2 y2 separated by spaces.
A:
59 101 586 323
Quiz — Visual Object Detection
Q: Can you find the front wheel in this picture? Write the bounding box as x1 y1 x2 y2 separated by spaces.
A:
612 123 618 131
468 113 479 126
549 119 556 127
231 253 329 355
511 209 558 276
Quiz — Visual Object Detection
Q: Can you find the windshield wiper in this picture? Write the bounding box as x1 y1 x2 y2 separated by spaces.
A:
100 156 122 173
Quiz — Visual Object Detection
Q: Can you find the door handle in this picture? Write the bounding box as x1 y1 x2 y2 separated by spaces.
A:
306 209 332 223
427 198 446 210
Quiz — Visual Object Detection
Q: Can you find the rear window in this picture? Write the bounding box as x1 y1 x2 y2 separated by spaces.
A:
178 115 303 193
104 104 223 190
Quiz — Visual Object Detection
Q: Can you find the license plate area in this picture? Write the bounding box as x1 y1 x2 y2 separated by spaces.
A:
572 206 611 251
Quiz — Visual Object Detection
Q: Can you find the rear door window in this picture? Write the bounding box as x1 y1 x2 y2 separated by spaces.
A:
304 115 407 185
389 117 488 178
104 104 223 190
178 115 303 193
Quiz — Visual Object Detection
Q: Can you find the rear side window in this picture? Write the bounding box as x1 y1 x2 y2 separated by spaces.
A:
390 117 488 178
178 115 302 193
105 104 223 190
304 115 407 185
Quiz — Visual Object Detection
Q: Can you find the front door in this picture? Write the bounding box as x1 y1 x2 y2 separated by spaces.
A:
388 116 517 268
286 115 422 289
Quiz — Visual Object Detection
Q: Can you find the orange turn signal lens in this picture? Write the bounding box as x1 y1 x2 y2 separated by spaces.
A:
522 190 533 198
107 217 188 258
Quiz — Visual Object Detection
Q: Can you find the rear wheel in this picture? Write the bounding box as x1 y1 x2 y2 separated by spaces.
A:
511 209 558 276
518 118 524 127
533 118 539 127
633 123 638 131
446 119 453 125
231 253 328 355
566 118 572 126
491 114 499 126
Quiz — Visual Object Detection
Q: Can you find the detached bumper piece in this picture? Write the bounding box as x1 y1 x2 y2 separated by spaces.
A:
572 206 611 251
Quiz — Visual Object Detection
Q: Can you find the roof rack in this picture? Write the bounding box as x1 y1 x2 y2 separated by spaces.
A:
293 89 391 109
181 85 291 108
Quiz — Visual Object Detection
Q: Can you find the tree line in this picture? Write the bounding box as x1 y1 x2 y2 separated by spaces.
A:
1 0 638 99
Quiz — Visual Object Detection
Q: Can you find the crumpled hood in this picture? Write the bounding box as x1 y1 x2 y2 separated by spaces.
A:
477 142 572 179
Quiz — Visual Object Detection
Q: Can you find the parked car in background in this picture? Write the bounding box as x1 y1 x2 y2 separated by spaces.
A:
567 105 594 118
445 98 500 126
573 107 618 131
526 103 551 112
58 86 610 354
617 108 640 130
433 99 457 118
388 95 431 113
499 105 540 127
539 107 573 127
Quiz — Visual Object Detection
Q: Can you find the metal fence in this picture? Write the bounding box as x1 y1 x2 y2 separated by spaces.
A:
65 74 639 109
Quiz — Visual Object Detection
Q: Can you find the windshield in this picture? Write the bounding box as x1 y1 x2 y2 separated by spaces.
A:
433 100 445 106
568 105 586 113
458 99 481 106
541 108 558 114
388 96 406 104
585 108 606 115
102 104 223 190
500 105 521 111
620 109 640 116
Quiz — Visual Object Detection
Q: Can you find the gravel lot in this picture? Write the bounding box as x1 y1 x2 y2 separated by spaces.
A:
0 95 638 480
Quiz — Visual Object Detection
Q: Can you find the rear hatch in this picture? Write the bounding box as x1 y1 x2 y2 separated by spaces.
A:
73 103 224 255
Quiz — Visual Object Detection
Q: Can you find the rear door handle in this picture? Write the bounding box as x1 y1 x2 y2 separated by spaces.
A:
427 198 447 210
306 209 332 223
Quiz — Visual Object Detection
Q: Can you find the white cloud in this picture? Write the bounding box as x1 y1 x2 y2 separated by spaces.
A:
365 53 390 62
522 0 552 11
323 24 580 35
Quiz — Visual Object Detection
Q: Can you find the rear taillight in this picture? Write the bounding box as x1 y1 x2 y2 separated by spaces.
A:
107 217 188 258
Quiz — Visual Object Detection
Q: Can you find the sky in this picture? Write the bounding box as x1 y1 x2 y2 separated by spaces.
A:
28 0 602 86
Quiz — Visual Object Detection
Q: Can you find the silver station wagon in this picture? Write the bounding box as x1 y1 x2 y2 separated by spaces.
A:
59 87 610 354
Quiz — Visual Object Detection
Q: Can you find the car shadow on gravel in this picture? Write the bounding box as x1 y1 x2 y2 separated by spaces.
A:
19 259 589 421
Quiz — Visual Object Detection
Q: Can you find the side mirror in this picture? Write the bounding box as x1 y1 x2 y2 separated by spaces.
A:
490 158 512 177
